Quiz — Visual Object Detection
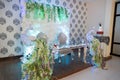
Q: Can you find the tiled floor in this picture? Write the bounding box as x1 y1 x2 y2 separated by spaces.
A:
60 56 120 80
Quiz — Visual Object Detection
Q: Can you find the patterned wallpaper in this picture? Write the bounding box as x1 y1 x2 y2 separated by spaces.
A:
0 0 87 58
0 0 23 58
42 0 87 43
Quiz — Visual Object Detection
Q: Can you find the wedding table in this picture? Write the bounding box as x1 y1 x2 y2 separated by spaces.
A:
56 44 87 63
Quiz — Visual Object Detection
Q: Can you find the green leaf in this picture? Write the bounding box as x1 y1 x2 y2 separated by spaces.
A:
22 38 53 80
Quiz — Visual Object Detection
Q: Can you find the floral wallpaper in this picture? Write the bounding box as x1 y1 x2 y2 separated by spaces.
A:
0 0 23 57
0 0 87 58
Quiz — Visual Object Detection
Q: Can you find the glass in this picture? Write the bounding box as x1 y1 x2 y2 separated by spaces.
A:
114 16 120 42
116 4 120 14
113 44 120 55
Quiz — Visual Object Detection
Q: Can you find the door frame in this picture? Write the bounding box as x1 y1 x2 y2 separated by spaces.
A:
111 1 120 57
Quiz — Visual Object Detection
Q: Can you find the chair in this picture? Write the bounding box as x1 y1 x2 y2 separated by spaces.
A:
57 32 74 63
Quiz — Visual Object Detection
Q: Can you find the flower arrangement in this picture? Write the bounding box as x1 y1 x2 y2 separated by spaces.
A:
92 38 102 67
22 38 53 80
86 28 103 67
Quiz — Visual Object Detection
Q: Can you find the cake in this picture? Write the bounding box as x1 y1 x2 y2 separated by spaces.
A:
97 23 104 35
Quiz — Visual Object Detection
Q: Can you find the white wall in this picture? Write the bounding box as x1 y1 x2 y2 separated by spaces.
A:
86 0 106 31
86 0 115 57
104 0 115 57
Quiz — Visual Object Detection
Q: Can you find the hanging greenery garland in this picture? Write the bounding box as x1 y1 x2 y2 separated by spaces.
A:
26 1 33 18
25 1 69 22
39 4 45 20
53 6 56 22
58 7 61 21
33 2 39 19
61 7 65 21
65 8 68 19
56 6 59 22
46 4 51 22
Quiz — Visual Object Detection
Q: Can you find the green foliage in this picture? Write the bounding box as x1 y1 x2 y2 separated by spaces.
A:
25 1 69 22
46 4 52 22
22 39 53 80
92 39 100 53
92 38 102 67
39 4 45 19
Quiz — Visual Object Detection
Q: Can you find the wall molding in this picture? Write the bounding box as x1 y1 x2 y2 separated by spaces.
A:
0 55 23 62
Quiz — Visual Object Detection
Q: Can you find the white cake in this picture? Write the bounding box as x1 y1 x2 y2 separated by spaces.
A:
97 24 104 35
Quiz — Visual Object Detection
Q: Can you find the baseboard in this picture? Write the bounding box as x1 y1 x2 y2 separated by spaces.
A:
0 55 23 62
111 53 120 57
